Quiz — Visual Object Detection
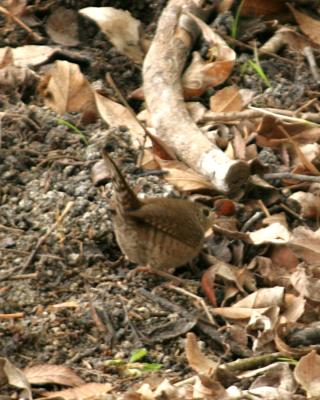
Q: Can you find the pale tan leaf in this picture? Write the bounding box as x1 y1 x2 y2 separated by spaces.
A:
241 362 297 398
79 7 143 63
289 4 320 46
294 351 320 397
262 28 315 53
289 191 320 219
24 365 84 386
2 0 27 17
45 7 79 46
42 60 97 116
183 51 235 97
212 307 270 320
234 287 285 309
185 332 217 376
182 14 235 97
210 86 243 113
0 358 32 400
289 226 320 264
249 223 290 245
156 158 214 192
193 375 228 399
290 266 320 302
0 45 58 67
281 294 305 324
41 382 112 400
94 91 144 147
270 245 299 272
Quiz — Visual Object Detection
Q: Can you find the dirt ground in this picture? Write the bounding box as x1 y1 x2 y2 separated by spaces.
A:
1 0 319 397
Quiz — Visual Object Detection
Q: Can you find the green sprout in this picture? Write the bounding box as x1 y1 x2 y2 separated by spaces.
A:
277 357 298 366
56 118 89 145
231 0 246 39
129 347 148 363
247 59 272 88
241 44 272 88
104 348 162 376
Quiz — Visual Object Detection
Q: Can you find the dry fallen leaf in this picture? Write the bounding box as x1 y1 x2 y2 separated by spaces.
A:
41 382 112 400
289 226 320 264
24 364 84 386
201 260 245 306
45 7 79 46
290 265 320 302
0 357 32 400
289 191 320 219
294 350 320 398
281 293 305 324
256 115 320 148
209 86 255 113
0 45 59 67
182 13 235 97
246 361 296 399
79 7 143 63
156 158 215 192
234 286 285 309
40 60 97 117
289 4 320 46
249 222 290 245
240 0 287 17
185 332 217 376
94 91 145 147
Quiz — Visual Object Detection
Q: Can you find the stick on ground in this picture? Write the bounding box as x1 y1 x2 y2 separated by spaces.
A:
143 0 249 193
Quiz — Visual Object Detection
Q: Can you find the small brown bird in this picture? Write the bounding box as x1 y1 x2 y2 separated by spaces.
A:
102 147 214 271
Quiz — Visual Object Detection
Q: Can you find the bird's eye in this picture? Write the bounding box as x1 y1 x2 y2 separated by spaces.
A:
202 208 210 217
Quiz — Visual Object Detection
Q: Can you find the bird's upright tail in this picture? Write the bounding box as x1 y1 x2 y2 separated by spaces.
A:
102 147 141 213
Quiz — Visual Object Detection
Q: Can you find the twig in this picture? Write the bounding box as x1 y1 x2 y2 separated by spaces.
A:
279 202 304 223
257 199 270 218
0 247 63 260
220 352 283 372
201 109 264 123
0 6 43 42
0 312 24 319
105 72 148 164
303 46 320 84
249 106 320 126
0 224 24 234
264 172 320 183
0 266 22 282
10 272 38 280
224 35 296 64
166 284 214 324
201 108 320 124
241 211 264 232
68 347 99 364
120 297 145 345
87 288 116 347
21 201 74 272
294 97 318 115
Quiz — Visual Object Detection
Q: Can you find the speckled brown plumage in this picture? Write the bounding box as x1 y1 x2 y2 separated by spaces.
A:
102 148 214 270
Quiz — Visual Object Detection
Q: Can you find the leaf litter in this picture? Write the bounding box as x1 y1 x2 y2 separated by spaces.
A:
1 0 320 399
